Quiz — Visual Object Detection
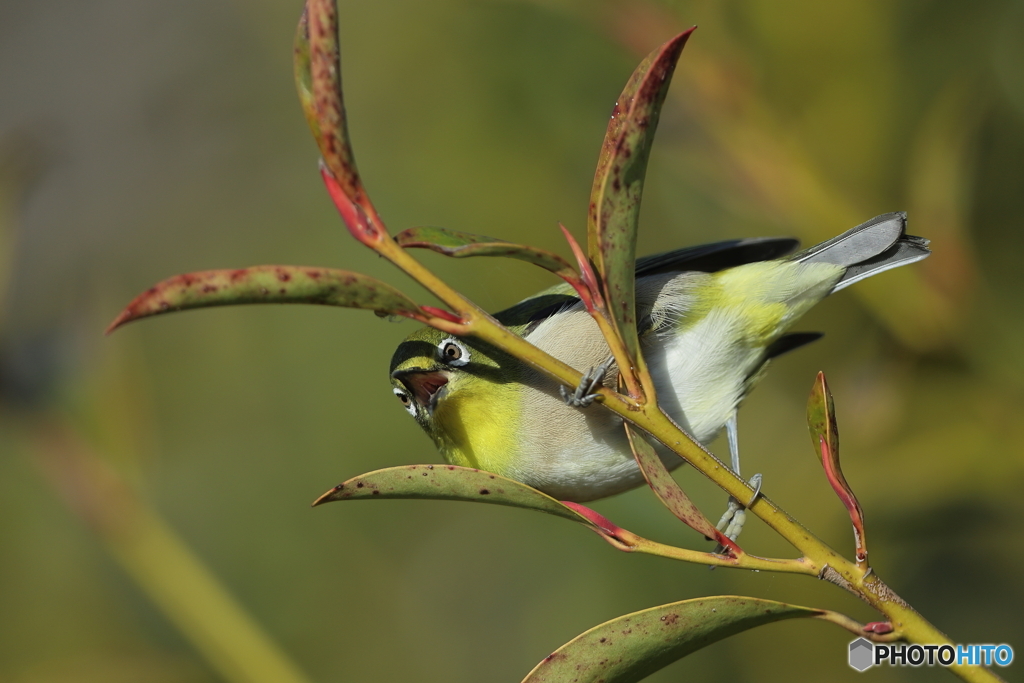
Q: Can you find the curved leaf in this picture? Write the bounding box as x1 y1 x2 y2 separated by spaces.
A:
587 29 694 368
107 266 422 333
395 226 579 281
313 464 595 526
523 596 823 683
808 372 867 564
302 0 357 198
297 0 386 237
623 424 722 543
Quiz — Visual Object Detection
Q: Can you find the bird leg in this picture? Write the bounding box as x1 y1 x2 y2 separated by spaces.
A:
716 473 762 544
714 411 762 546
560 356 616 408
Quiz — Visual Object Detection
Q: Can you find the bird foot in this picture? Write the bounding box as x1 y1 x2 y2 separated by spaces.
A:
714 473 762 550
560 357 615 408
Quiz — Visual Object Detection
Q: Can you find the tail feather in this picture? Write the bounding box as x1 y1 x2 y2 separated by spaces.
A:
796 211 930 293
832 234 930 292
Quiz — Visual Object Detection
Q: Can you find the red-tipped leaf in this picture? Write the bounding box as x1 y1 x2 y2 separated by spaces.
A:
297 0 386 235
586 29 695 371
807 371 868 565
623 424 724 544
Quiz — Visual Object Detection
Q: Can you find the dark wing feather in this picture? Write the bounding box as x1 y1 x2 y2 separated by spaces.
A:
635 237 799 277
494 293 579 332
763 332 823 360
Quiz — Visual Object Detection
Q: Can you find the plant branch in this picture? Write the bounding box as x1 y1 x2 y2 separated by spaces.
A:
298 4 1005 679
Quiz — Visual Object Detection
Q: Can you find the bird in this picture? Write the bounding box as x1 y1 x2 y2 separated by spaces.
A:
388 212 929 524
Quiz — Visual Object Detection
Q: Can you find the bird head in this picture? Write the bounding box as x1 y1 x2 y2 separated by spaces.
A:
389 327 470 421
388 325 524 457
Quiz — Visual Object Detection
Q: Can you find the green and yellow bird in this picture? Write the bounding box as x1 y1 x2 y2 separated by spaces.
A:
389 212 928 510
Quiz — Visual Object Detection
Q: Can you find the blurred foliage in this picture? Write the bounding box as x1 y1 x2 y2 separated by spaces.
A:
1 0 1022 681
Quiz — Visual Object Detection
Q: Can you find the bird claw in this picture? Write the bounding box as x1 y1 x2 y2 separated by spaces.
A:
561 357 615 408
713 473 762 551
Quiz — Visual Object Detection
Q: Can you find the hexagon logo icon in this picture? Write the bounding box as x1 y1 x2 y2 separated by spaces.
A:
849 637 874 671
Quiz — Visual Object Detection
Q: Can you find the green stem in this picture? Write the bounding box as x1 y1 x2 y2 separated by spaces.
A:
631 536 814 574
812 611 902 643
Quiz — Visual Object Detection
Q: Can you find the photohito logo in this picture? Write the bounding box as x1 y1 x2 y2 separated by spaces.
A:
849 638 1014 671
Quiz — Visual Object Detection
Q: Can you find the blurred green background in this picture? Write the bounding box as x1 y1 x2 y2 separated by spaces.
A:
1 0 1022 681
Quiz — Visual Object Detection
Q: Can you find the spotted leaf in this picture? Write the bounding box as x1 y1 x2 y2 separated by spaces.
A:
523 596 824 683
107 266 422 333
586 29 694 370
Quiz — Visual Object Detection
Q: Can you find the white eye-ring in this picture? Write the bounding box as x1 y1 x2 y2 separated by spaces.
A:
437 337 470 367
393 386 416 416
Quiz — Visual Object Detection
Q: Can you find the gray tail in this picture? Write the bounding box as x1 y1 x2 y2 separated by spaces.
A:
795 211 930 292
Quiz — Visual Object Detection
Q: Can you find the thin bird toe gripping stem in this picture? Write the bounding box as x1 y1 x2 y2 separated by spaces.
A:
715 473 763 549
745 473 763 508
561 356 616 408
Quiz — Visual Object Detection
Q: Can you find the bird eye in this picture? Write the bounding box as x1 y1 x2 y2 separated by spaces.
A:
393 387 416 416
437 338 470 367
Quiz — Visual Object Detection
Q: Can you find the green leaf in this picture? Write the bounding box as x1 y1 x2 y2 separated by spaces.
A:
315 465 650 552
313 464 595 526
807 372 867 563
623 424 721 542
395 226 579 281
522 596 824 683
107 266 422 333
586 29 694 367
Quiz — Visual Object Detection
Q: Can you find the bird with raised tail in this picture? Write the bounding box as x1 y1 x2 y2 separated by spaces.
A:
388 212 928 537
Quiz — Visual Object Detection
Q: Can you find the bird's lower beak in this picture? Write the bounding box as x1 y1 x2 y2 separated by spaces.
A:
395 370 449 412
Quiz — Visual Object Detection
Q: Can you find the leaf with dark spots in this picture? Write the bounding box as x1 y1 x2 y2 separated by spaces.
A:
586 29 695 371
808 372 867 565
521 596 824 683
296 0 385 234
623 424 722 543
107 266 423 333
313 465 601 528
395 226 581 284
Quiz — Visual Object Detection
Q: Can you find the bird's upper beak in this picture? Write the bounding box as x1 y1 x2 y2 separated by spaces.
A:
393 369 449 412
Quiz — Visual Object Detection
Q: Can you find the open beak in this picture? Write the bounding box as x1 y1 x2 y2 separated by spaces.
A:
393 369 449 412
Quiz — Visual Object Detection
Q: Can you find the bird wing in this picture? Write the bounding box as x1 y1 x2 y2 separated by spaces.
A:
494 237 801 333
635 237 799 277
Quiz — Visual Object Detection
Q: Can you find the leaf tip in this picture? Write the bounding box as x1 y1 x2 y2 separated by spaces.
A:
312 483 345 507
104 312 129 335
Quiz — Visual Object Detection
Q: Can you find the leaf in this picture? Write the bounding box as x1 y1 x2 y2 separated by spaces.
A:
807 372 867 564
623 424 722 543
522 596 824 683
586 29 694 368
297 0 386 236
107 266 423 333
314 464 595 525
300 1 356 198
313 465 645 549
395 226 579 282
